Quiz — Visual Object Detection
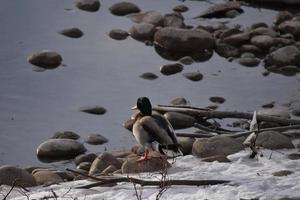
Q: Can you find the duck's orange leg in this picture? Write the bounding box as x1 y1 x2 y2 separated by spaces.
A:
137 149 150 162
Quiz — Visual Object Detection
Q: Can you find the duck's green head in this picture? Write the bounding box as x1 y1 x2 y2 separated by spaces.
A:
136 97 152 116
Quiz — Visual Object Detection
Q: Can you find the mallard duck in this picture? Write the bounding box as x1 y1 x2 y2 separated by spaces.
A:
131 97 182 161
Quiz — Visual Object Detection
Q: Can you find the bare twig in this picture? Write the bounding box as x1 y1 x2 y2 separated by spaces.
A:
3 179 17 200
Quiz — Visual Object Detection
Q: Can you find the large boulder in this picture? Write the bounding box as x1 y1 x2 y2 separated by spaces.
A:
128 11 164 27
192 136 244 158
164 112 196 129
256 131 294 149
109 2 140 16
89 152 122 175
278 20 300 39
177 137 195 155
154 27 215 52
265 45 300 67
37 139 86 158
27 50 63 69
0 165 36 187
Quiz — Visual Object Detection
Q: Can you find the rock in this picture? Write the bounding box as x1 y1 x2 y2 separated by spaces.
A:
37 139 86 158
128 11 163 27
272 170 293 177
77 162 92 171
80 106 106 115
101 165 118 175
177 137 195 155
85 133 108 145
288 153 300 160
154 27 215 52
209 96 226 104
223 32 250 47
173 5 189 13
292 108 300 116
224 9 241 18
170 97 189 106
129 23 156 41
51 131 80 140
27 50 63 69
76 0 100 12
241 52 256 58
201 155 231 162
121 156 171 173
183 72 203 81
257 108 291 119
238 57 260 67
192 136 244 158
278 20 300 39
265 46 300 67
59 28 83 38
240 44 263 55
251 27 278 37
251 35 274 49
262 101 275 108
219 28 242 39
139 72 158 80
179 56 194 65
251 22 268 30
273 37 294 46
278 65 300 76
74 153 97 165
89 152 122 175
197 22 227 33
164 112 196 129
160 63 183 75
33 170 63 185
23 166 45 174
215 42 240 58
256 131 294 149
274 11 293 25
163 12 185 28
0 165 36 187
108 29 129 40
195 2 243 19
109 2 140 16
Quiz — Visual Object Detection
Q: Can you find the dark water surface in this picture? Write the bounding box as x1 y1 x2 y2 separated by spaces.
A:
0 0 299 167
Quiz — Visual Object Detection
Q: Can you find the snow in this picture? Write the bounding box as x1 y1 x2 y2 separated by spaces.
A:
3 149 300 200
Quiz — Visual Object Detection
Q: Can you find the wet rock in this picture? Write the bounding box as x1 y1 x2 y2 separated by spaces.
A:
219 28 242 39
256 131 294 149
206 104 218 110
173 5 189 13
154 27 215 52
80 106 106 115
215 42 240 58
274 11 293 25
223 32 250 47
164 112 196 129
251 27 278 38
201 155 231 162
37 139 86 158
262 101 275 108
77 162 92 171
101 165 118 175
59 28 83 38
160 63 183 75
265 45 300 67
170 97 189 105
0 165 36 187
52 131 80 140
278 65 300 76
33 170 63 185
195 1 243 19
55 171 74 181
288 153 300 160
258 108 290 119
251 22 268 30
109 2 140 16
121 155 171 173
209 96 226 104
163 12 185 28
192 136 244 158
183 71 203 81
238 57 260 67
140 72 158 80
177 137 195 155
179 56 194 65
76 0 100 12
85 133 108 145
240 44 263 55
272 170 293 177
27 50 63 69
108 29 129 40
89 152 122 175
224 9 241 18
197 22 227 33
74 153 97 165
129 23 156 41
278 20 300 39
251 35 274 50
24 166 45 174
128 11 163 27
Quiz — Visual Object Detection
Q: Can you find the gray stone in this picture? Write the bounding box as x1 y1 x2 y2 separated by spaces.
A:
256 131 294 149
129 23 156 41
183 72 203 81
33 170 63 185
101 165 118 175
109 2 140 16
108 29 129 40
27 50 63 69
273 11 293 25
215 42 240 58
77 162 92 171
192 135 244 158
0 165 36 187
173 5 189 13
238 57 260 67
179 56 194 65
154 27 215 52
288 153 300 160
224 9 241 18
257 108 291 119
209 96 226 104
128 11 164 27
163 12 185 28
164 112 196 129
37 139 86 158
89 152 122 175
80 106 106 115
59 28 83 38
222 32 250 46
240 44 263 55
272 170 293 177
52 131 80 140
251 27 278 37
170 97 189 106
139 72 158 80
85 133 108 145
278 65 300 76
251 35 274 49
251 22 268 29
160 63 183 75
177 137 195 155
74 153 97 165
219 28 242 39
265 46 300 67
76 0 100 12
279 20 300 38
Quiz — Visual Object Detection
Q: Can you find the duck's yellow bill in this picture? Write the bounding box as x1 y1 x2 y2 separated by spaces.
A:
131 105 138 110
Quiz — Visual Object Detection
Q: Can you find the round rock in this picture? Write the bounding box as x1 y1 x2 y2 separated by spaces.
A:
51 131 80 140
209 96 226 104
37 139 86 158
179 56 194 65
163 12 185 28
238 57 260 67
33 170 63 185
173 5 189 13
177 137 195 155
256 131 294 149
129 23 156 41
251 35 274 49
27 50 63 69
59 28 83 38
85 133 108 145
160 63 183 75
0 165 36 187
89 152 122 175
76 0 100 12
164 112 196 129
265 45 300 67
109 2 140 16
183 72 203 81
127 11 164 27
74 153 97 165
139 72 158 80
108 29 129 40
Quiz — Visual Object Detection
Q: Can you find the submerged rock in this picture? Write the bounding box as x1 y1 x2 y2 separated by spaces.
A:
251 35 274 50
209 96 226 104
160 63 183 75
108 29 129 40
183 72 203 81
76 0 100 12
163 12 185 28
139 72 158 80
129 23 156 41
51 131 80 140
80 106 107 115
59 27 83 38
85 133 108 145
265 45 300 67
173 5 189 13
238 57 260 67
170 97 189 105
27 50 63 69
272 170 293 177
109 2 140 16
0 165 36 187
128 11 164 27
278 20 300 39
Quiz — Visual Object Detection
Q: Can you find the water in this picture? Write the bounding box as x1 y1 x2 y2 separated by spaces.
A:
0 0 299 167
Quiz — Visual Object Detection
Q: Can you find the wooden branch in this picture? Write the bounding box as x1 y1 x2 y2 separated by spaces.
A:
176 132 215 138
66 169 230 189
153 106 300 125
194 123 236 134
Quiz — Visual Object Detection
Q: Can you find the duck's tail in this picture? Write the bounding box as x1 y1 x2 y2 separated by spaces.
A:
151 142 183 158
